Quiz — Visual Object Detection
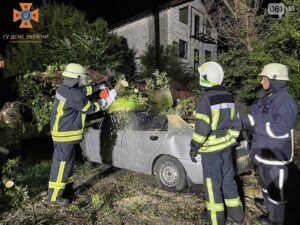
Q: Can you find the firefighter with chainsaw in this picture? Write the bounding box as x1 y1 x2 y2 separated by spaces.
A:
190 62 244 225
241 63 297 225
48 63 116 207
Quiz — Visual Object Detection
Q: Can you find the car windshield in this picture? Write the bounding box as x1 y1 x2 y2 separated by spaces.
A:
106 111 168 131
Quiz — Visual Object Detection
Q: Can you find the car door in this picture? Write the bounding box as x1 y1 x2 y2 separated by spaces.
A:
114 112 168 174
120 130 166 174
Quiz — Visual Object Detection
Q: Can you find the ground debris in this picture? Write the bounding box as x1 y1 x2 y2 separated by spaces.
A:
1 148 300 225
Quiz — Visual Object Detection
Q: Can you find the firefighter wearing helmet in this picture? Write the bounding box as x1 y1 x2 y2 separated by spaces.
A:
242 63 297 225
190 61 244 224
48 63 116 207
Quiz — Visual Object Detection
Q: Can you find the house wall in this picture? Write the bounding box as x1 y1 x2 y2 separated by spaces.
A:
111 15 155 59
166 0 217 68
111 0 217 74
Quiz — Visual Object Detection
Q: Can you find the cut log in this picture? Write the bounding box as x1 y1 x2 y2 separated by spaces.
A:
0 146 9 155
148 88 173 112
0 101 23 129
2 176 14 189
115 79 129 97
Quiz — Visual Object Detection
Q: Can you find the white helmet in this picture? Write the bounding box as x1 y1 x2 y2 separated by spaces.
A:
198 61 224 87
62 63 91 85
259 63 289 81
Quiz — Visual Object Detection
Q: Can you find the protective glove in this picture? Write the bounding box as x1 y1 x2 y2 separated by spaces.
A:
190 149 198 163
98 89 117 110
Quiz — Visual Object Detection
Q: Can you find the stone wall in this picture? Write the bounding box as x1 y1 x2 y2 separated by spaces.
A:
110 0 218 73
111 15 155 59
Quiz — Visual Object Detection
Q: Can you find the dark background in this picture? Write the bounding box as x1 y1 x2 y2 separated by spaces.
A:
0 0 172 53
0 0 280 53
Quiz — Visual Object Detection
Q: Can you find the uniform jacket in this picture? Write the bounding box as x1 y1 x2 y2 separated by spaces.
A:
190 85 242 153
50 84 101 143
242 87 297 164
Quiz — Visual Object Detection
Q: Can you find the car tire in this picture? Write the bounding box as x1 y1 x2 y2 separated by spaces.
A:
154 155 188 192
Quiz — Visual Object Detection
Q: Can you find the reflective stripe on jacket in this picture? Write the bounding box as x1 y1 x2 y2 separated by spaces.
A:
50 84 101 143
190 85 242 153
242 88 297 163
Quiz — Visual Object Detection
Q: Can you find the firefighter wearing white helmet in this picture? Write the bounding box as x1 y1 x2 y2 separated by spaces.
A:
198 61 224 87
62 63 91 86
191 61 244 224
259 63 289 80
48 63 116 207
241 63 297 225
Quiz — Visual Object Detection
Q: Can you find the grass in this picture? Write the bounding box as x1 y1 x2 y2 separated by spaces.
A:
75 161 95 175
68 204 80 212
16 160 52 183
91 193 105 209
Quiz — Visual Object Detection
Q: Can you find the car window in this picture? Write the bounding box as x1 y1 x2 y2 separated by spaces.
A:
98 111 168 131
130 112 168 130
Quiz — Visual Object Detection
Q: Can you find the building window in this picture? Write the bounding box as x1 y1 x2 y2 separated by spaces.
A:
179 39 187 58
179 7 188 24
206 19 212 37
194 15 200 35
205 50 211 62
194 49 199 75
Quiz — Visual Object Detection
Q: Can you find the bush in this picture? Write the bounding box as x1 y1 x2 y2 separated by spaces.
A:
219 0 300 106
175 97 197 118
140 43 191 83
4 185 29 208
1 157 30 208
16 66 59 132
4 2 135 79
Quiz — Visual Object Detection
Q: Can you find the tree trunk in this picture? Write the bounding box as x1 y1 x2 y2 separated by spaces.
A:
0 146 9 155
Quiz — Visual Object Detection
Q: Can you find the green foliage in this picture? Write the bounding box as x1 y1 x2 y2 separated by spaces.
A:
145 70 169 90
16 67 58 132
67 204 80 212
1 157 30 208
175 97 197 118
4 2 135 79
91 193 105 209
143 70 173 112
140 43 191 82
4 185 30 208
2 157 20 177
107 96 137 112
2 157 51 184
75 161 94 175
16 160 51 183
219 0 300 105
148 89 173 113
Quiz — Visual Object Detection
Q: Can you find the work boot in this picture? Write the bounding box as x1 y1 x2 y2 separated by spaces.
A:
255 198 268 212
62 185 75 199
48 198 69 208
200 210 211 225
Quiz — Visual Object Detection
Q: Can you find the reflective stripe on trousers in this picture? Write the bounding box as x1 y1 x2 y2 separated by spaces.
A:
48 142 75 202
258 162 288 224
201 149 244 225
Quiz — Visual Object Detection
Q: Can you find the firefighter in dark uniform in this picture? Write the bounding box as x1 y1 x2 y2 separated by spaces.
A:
48 63 116 207
241 63 297 225
190 61 244 225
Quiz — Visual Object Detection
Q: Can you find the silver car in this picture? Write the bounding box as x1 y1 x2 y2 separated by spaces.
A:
80 112 249 192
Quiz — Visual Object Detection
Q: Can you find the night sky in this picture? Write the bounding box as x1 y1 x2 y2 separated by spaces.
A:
0 0 281 53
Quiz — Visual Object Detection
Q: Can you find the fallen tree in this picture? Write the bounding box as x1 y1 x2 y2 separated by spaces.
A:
0 146 9 155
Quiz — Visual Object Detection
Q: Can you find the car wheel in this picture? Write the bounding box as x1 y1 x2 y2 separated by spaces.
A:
154 155 188 192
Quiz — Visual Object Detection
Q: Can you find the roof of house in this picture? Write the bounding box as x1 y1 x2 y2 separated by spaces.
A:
109 0 193 30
